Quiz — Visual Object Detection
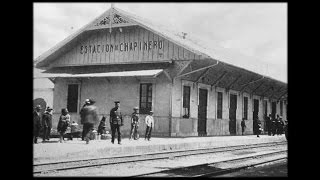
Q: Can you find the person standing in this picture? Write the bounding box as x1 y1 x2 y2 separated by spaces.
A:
241 118 246 135
57 108 71 143
256 119 262 137
42 107 53 142
109 101 123 144
80 99 98 144
266 114 272 136
81 99 91 140
271 115 277 136
145 111 154 141
129 107 140 140
33 105 42 144
276 114 281 136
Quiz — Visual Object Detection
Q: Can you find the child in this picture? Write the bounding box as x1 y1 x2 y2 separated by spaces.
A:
57 108 70 143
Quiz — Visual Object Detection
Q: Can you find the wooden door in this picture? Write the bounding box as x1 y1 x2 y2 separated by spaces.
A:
198 88 208 136
253 99 259 134
229 94 237 135
272 101 277 120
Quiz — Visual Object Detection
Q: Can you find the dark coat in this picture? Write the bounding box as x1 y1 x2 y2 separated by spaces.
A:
98 116 106 134
131 112 139 125
110 107 123 125
33 111 42 134
80 105 98 124
57 114 70 133
241 120 246 128
42 112 52 128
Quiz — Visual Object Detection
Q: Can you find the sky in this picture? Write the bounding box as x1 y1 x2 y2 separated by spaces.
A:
33 3 287 83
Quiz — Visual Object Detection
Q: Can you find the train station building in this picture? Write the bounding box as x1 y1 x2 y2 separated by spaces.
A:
34 6 287 137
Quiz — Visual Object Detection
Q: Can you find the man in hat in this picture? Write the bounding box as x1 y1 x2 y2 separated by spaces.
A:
266 113 272 136
81 99 91 140
241 118 246 135
129 107 140 140
145 110 154 141
42 106 53 142
80 99 98 144
109 101 123 144
33 105 42 144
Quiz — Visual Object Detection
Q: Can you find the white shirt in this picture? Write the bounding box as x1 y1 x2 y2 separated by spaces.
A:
145 115 154 128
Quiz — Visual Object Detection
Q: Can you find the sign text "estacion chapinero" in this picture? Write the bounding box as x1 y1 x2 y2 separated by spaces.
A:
80 40 163 54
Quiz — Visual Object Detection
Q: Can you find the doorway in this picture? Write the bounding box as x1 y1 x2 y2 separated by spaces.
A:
271 101 277 120
253 99 259 134
198 88 208 136
229 94 237 135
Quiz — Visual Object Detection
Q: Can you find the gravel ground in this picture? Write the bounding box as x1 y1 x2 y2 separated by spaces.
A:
35 143 287 177
34 135 286 164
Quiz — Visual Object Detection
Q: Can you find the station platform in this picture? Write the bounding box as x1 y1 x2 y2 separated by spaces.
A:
33 135 286 164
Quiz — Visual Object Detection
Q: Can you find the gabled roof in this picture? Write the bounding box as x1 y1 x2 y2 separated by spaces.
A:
34 6 286 84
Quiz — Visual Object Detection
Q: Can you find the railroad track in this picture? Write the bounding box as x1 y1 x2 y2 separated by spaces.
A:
133 150 287 177
34 141 286 174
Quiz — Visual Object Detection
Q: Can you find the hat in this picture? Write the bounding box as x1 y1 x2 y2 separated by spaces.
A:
84 99 90 104
114 101 120 103
133 107 139 110
35 105 42 109
46 107 53 111
149 110 153 114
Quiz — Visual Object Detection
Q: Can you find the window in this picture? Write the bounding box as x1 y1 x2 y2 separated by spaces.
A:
67 84 79 113
243 97 248 120
280 101 283 116
217 92 223 119
183 86 190 118
140 83 152 114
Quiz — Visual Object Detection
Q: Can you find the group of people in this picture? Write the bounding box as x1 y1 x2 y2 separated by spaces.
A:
33 104 79 144
240 113 286 138
33 99 155 145
266 114 285 136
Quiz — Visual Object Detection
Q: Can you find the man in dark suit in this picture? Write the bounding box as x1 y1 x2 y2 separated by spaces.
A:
42 107 53 142
33 105 42 144
109 101 123 145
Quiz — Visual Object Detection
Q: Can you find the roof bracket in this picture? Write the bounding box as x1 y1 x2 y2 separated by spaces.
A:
226 75 242 91
211 71 227 88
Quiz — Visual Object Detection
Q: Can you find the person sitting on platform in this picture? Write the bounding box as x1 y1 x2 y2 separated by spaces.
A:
98 116 107 135
69 121 79 140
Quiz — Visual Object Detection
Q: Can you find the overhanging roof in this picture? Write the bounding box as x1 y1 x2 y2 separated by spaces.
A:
34 6 286 84
35 69 163 78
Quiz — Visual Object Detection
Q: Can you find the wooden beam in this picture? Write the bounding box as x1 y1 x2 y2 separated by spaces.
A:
48 77 56 84
269 86 283 99
276 90 287 101
261 86 273 97
239 76 264 93
195 65 214 83
211 71 227 87
176 61 219 78
175 60 194 77
250 80 265 94
226 75 242 90
162 70 172 82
